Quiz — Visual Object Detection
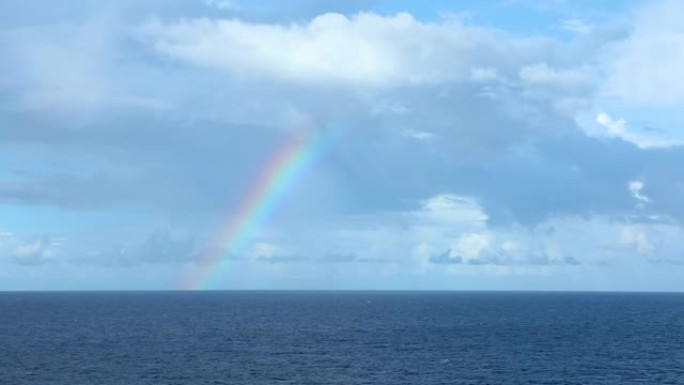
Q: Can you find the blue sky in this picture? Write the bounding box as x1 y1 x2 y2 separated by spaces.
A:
2 0 684 291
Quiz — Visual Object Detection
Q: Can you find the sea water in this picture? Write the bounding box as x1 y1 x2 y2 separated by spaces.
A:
1 291 683 384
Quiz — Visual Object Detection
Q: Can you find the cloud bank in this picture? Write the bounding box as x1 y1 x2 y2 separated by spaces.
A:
2 0 684 290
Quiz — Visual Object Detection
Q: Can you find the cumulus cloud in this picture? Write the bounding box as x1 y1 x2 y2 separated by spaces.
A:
449 233 492 263
424 231 579 267
11 236 55 265
621 225 656 257
139 12 591 87
229 194 663 271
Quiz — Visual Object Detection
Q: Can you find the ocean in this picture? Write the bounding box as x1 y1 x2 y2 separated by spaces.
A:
1 291 683 384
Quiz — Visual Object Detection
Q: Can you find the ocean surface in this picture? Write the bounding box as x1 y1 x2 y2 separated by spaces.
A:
1 291 683 385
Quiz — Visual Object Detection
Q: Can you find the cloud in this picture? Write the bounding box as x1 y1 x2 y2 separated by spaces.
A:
247 252 369 264
225 193 664 271
0 231 12 247
429 250 463 264
527 252 580 266
0 19 168 122
419 194 489 225
3 2 684 290
621 225 656 257
449 233 491 262
205 0 237 11
139 12 593 87
425 231 580 267
519 62 591 90
561 19 593 35
601 0 684 106
11 236 55 265
315 253 357 263
628 179 651 203
2 7 664 227
594 112 681 149
253 255 310 264
74 229 196 266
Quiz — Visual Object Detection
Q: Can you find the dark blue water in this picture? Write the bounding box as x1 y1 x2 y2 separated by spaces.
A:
1 291 683 384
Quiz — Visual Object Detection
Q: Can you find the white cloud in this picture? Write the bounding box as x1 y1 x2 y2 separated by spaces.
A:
602 0 684 105
419 194 489 225
449 233 492 262
246 242 282 261
596 112 626 136
501 240 520 253
628 179 651 203
470 67 501 82
12 236 54 265
621 225 656 257
260 194 680 272
15 242 44 257
561 19 592 35
402 129 435 142
594 112 681 148
519 62 590 90
140 12 568 86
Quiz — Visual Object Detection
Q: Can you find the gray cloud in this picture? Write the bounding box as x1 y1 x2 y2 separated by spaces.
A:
253 255 309 264
428 248 581 266
429 250 463 265
314 253 357 263
2 11 679 228
250 252 378 264
650 258 684 266
72 229 196 266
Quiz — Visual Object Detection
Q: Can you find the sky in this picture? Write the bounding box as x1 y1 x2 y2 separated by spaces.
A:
1 0 684 291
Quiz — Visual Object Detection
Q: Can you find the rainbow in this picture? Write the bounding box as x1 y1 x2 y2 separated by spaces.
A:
181 128 324 290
